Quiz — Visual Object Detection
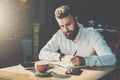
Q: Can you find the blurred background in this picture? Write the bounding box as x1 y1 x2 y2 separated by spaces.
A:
0 0 120 68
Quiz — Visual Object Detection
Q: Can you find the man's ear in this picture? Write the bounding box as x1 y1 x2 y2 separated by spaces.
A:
75 16 78 22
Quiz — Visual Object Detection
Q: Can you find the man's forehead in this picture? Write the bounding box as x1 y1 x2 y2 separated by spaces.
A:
57 15 73 25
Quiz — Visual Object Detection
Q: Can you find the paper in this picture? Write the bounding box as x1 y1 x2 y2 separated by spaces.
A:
51 62 73 68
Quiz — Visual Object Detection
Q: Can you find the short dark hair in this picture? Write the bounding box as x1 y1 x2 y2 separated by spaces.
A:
55 5 75 19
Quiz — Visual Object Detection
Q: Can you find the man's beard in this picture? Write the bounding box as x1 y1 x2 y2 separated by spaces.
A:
64 23 79 40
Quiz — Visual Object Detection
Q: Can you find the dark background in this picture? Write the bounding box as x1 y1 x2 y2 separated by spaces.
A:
37 0 120 27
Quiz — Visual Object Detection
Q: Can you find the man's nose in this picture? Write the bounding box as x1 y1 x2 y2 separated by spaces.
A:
64 26 69 31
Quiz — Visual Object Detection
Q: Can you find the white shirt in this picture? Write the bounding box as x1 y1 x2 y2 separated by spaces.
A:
39 25 116 66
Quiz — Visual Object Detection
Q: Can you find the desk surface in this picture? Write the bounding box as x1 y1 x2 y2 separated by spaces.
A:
0 64 115 80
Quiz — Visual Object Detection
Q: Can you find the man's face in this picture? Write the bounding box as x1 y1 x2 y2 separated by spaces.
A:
56 14 79 40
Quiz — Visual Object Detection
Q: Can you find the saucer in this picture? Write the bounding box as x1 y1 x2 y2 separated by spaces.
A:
34 70 52 77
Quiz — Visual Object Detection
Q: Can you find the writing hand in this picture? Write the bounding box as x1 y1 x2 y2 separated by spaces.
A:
61 55 73 63
70 56 85 66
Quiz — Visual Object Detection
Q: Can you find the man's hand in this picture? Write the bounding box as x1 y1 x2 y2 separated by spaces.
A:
70 56 85 66
61 55 73 62
61 55 85 66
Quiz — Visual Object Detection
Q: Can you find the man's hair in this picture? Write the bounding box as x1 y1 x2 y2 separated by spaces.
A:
55 5 75 19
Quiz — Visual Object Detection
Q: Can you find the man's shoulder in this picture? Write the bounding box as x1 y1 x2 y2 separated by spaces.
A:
82 27 102 38
83 27 96 33
81 27 100 36
84 27 94 30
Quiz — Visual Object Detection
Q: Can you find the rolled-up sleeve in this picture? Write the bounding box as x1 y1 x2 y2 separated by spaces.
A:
84 30 116 66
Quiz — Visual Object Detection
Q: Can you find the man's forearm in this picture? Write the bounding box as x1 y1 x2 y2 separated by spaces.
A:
39 50 61 61
84 54 116 66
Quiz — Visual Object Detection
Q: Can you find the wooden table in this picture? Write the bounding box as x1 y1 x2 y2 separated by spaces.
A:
0 64 115 80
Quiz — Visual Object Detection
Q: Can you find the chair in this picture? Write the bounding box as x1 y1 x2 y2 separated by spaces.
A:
99 30 120 80
113 42 120 80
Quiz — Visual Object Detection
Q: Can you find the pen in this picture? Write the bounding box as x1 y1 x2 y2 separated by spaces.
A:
73 51 77 56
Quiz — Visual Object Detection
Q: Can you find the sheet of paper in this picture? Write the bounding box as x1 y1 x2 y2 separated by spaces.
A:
51 62 73 68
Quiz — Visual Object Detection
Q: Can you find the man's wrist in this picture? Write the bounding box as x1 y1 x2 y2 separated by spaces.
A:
76 56 85 66
59 54 65 61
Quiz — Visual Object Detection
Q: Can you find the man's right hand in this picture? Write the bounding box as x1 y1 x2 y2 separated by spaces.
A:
61 55 85 66
61 55 73 63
